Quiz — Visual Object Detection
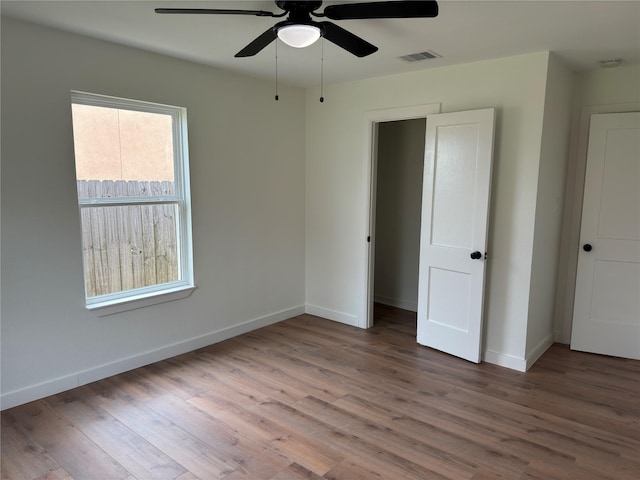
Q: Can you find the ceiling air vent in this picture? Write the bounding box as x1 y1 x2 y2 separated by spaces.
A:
398 50 442 63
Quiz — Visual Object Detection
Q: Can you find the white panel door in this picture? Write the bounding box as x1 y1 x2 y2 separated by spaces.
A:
417 109 495 363
571 112 640 360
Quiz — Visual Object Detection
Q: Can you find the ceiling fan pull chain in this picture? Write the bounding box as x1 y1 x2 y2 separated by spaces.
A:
320 37 325 103
275 39 279 101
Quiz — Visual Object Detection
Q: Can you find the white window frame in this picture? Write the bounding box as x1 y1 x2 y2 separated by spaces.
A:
71 91 195 316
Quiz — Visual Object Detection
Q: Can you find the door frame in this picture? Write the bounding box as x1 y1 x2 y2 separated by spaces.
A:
362 103 441 329
558 102 640 343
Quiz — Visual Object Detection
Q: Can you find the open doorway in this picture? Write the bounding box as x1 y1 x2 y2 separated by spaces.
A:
363 103 440 330
371 118 426 330
366 107 495 363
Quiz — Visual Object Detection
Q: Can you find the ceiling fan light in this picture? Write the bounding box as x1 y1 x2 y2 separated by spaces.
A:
277 24 321 48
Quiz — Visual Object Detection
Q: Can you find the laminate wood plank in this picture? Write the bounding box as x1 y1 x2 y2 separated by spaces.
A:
521 353 638 393
470 471 525 480
279 315 381 348
0 414 61 480
620 451 640 470
255 398 457 480
145 393 291 479
226 330 308 355
260 349 393 401
5 400 130 480
97 369 168 403
194 369 271 408
384 341 638 441
193 352 309 407
188 393 343 476
497 359 639 410
272 319 363 348
292 395 479 479
84 387 240 479
174 472 201 480
446 386 639 450
378 384 636 477
259 322 343 351
574 454 640 480
482 382 639 440
252 401 458 480
413 383 639 479
32 468 74 480
268 463 325 480
361 344 511 391
219 467 261 480
281 341 459 398
331 393 529 477
539 344 640 377
48 391 187 480
134 356 213 400
203 341 348 404
387 387 577 456
322 459 386 480
121 350 299 411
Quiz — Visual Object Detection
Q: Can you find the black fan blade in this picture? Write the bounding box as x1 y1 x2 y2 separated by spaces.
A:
323 1 438 20
235 27 278 57
320 22 377 57
155 8 280 17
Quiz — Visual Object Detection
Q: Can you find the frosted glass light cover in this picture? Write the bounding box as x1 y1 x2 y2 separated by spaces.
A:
277 25 321 48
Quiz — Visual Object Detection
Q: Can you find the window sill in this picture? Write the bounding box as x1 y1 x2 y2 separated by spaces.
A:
87 285 196 317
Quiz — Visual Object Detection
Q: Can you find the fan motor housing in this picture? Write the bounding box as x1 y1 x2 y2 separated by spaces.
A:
276 1 323 13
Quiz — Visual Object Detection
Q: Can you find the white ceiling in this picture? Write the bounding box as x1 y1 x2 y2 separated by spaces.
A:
2 0 639 87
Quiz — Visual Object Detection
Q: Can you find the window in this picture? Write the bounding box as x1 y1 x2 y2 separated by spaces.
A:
71 92 194 314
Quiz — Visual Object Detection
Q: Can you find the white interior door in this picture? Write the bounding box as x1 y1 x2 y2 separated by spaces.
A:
571 112 640 360
417 109 495 363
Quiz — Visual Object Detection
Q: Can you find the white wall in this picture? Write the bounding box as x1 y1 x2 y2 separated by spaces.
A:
555 64 640 343
374 119 425 312
1 17 306 409
305 52 551 370
525 54 574 364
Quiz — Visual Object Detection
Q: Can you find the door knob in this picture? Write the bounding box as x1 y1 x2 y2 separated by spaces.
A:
470 251 482 260
583 243 592 252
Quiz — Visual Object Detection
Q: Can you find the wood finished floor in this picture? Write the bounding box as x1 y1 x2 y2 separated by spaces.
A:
2 304 639 480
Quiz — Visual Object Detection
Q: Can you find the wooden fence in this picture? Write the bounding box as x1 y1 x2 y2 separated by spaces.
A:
78 180 178 297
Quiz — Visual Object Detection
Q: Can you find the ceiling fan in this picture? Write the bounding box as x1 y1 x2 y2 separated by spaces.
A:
155 1 439 58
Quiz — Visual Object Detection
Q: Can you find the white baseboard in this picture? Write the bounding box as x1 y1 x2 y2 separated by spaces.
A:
1 305 305 411
483 349 527 372
305 304 360 327
525 334 554 371
374 295 417 312
483 334 554 372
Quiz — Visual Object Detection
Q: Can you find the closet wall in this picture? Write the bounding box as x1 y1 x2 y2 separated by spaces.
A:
373 119 426 313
